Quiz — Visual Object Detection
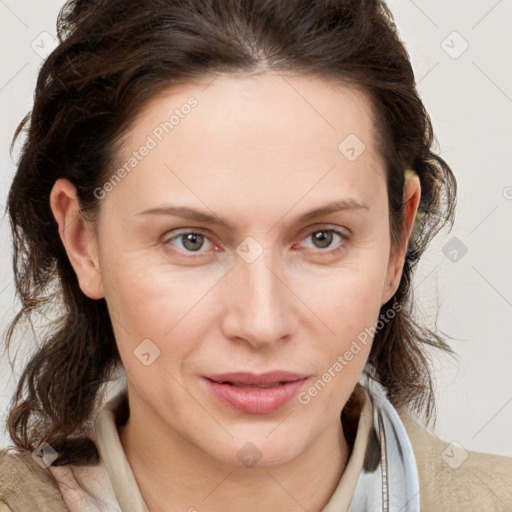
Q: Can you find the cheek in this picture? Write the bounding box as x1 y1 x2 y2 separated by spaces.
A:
99 263 208 385
299 254 390 333
313 273 386 379
98 250 226 345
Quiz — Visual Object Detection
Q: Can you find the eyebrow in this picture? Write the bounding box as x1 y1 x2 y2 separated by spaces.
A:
135 198 369 230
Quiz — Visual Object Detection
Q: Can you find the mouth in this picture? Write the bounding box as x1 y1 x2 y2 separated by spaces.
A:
203 370 308 386
208 380 294 389
202 372 309 414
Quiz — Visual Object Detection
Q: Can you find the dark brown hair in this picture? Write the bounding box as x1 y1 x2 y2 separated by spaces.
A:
4 0 456 465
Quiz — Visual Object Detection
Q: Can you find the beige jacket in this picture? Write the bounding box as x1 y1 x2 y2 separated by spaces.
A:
1 386 511 511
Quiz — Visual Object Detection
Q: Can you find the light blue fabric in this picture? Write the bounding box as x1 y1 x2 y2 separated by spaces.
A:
348 372 420 512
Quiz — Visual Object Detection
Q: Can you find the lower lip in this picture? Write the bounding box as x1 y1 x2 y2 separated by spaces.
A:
203 377 308 414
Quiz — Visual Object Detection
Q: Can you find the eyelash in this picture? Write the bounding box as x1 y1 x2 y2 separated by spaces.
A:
163 227 348 258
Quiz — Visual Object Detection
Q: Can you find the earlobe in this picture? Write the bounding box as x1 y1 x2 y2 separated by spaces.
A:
381 172 422 305
49 178 104 300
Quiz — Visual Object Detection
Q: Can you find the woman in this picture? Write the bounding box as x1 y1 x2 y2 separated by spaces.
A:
1 0 511 511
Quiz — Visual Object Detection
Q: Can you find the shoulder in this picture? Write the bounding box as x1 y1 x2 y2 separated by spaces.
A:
0 447 69 512
397 408 512 512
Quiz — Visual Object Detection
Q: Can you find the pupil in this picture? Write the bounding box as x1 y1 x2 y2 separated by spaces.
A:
314 230 332 248
183 233 204 251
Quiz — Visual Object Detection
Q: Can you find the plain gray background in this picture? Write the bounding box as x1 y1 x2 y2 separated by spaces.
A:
0 0 511 458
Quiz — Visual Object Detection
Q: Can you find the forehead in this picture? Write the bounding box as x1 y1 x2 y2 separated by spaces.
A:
111 72 387 217
128 71 379 155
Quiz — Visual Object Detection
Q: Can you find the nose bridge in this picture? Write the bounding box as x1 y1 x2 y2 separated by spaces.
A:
244 251 280 310
224 236 293 346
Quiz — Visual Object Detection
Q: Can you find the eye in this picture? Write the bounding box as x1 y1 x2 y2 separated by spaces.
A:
163 227 348 257
298 228 347 254
164 230 214 254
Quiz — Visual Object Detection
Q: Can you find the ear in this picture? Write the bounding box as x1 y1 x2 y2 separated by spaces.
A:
49 178 104 300
381 172 421 305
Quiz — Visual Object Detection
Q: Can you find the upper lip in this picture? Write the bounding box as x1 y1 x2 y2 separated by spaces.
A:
203 371 308 385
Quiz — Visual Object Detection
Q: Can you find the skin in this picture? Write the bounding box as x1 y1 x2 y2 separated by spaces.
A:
50 72 421 512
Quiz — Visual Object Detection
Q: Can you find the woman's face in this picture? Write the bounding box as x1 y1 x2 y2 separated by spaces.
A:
59 73 414 466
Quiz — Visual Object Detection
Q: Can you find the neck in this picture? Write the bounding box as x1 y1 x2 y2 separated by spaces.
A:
119 396 351 512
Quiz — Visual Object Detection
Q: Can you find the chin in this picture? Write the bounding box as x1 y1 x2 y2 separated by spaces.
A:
219 432 309 469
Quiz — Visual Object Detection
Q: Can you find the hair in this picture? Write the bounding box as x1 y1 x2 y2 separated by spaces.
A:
4 0 456 465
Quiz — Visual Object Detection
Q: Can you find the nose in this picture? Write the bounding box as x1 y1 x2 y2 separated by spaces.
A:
220 241 297 349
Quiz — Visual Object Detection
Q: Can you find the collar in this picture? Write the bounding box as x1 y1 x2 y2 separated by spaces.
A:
49 375 418 512
94 383 373 512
